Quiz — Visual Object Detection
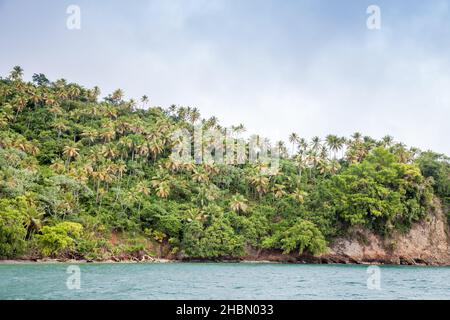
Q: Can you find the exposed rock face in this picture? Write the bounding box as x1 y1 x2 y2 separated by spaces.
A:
242 200 450 265
324 202 450 265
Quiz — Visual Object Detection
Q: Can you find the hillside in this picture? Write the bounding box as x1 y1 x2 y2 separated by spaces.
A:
0 66 449 263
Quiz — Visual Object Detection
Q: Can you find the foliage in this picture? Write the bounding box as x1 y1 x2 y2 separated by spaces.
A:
0 67 446 259
182 217 245 258
36 222 83 256
323 148 433 234
0 197 28 257
263 219 327 256
416 152 450 208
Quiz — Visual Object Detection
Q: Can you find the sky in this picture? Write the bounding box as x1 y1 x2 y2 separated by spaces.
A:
0 0 449 154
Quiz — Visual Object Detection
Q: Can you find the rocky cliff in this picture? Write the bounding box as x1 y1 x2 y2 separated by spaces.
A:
242 200 450 265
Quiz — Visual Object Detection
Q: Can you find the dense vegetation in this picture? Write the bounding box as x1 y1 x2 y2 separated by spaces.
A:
0 66 449 260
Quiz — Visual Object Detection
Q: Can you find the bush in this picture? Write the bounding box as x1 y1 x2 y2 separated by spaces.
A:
416 151 450 208
263 219 327 256
182 217 245 258
325 147 433 234
0 198 28 258
36 222 83 256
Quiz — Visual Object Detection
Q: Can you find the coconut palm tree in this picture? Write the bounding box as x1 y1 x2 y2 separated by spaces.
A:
68 85 81 99
0 113 8 128
230 194 248 213
50 159 66 174
151 172 171 198
9 66 24 81
325 134 343 159
233 124 246 135
102 145 118 160
81 129 98 145
13 95 28 120
141 95 149 109
250 174 269 198
63 145 80 167
271 183 286 199
381 135 394 148
89 86 101 102
329 159 341 174
351 132 362 143
195 184 218 207
192 168 209 183
289 133 299 155
149 138 164 160
290 188 307 204
111 89 124 104
189 107 201 124
310 136 321 151
52 120 70 138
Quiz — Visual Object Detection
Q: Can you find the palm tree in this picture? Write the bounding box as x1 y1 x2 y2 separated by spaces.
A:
189 107 201 124
206 116 218 128
102 145 118 160
195 184 218 207
116 160 127 180
81 129 98 145
327 135 339 156
317 159 331 175
13 95 28 120
136 182 151 196
290 188 307 204
393 143 411 163
141 95 149 108
63 145 80 167
111 89 124 104
271 183 286 199
381 135 394 147
48 104 63 119
329 159 341 174
90 86 101 102
310 136 321 151
68 85 81 99
9 66 24 81
149 138 164 160
0 113 8 128
101 129 116 142
233 124 246 135
151 172 171 198
230 194 248 213
165 158 183 172
294 154 307 178
276 141 287 158
49 159 66 173
250 174 269 198
351 132 362 143
289 133 299 155
192 168 209 183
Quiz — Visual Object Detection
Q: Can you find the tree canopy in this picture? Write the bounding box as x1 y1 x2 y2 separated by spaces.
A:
0 67 448 260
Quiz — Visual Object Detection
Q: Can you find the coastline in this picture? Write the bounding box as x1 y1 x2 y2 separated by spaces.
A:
1 257 449 266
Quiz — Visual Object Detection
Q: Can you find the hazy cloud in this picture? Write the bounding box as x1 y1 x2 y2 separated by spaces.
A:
0 0 448 154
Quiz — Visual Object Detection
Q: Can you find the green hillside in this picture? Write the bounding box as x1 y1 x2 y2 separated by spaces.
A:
0 66 448 260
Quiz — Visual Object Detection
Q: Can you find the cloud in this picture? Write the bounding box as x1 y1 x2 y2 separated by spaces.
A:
0 0 448 154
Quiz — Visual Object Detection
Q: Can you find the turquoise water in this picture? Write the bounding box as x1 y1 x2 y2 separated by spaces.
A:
0 263 449 300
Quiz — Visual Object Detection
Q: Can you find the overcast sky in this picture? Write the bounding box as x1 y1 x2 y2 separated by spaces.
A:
0 0 449 154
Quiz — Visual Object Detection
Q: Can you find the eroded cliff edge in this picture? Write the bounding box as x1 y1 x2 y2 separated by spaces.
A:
241 200 450 265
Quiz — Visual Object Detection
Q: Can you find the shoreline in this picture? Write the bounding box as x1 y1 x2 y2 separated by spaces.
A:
1 258 449 267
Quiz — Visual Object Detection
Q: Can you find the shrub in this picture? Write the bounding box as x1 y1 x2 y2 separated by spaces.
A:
36 222 83 256
263 219 327 256
325 147 433 234
0 198 28 258
182 218 245 258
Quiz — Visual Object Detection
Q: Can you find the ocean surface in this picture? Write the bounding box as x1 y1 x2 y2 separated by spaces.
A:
1 263 449 300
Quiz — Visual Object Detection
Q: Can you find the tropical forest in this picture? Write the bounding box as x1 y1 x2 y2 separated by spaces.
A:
0 66 449 261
